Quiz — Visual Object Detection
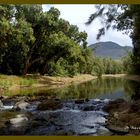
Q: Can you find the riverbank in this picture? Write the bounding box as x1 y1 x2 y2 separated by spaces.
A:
0 73 140 135
103 98 140 135
0 74 97 94
0 74 140 95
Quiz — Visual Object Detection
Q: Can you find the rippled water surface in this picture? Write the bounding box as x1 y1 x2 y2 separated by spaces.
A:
0 77 140 135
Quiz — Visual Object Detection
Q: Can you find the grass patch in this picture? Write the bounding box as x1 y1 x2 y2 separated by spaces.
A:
0 74 38 91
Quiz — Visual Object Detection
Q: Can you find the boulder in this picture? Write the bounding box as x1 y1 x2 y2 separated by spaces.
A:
5 114 29 135
106 124 129 135
129 100 140 113
0 100 4 109
37 99 63 110
97 126 113 136
75 99 85 104
9 114 28 126
103 98 129 113
13 100 30 111
82 105 95 111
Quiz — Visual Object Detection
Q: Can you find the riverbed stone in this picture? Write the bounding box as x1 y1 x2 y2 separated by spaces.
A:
106 124 129 135
13 100 30 111
103 98 129 113
97 126 113 136
0 100 4 109
78 128 97 135
103 97 140 136
5 114 30 135
75 99 85 104
129 100 140 113
82 105 95 111
37 99 63 110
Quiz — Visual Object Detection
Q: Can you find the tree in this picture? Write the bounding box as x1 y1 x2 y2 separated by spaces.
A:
86 4 140 74
0 4 94 76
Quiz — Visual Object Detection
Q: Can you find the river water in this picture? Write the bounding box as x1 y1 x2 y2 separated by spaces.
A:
0 77 139 135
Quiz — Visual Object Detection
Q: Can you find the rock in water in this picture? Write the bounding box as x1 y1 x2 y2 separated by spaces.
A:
103 98 129 113
97 126 112 136
13 100 30 111
37 99 63 110
75 99 85 104
82 105 95 111
0 100 4 109
106 124 129 135
5 114 29 135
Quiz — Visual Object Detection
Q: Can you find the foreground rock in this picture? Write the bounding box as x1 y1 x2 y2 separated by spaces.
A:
37 99 63 110
0 111 32 135
106 124 129 135
104 98 140 135
5 114 30 135
103 98 130 113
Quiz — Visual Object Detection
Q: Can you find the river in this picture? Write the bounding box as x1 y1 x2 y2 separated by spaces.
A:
0 77 139 135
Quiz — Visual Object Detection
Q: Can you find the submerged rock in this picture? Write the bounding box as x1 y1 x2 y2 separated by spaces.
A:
37 99 63 110
82 105 95 111
55 130 75 136
75 99 85 104
97 126 112 136
78 128 97 135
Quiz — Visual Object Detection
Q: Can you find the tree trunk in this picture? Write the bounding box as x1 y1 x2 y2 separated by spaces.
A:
22 38 40 75
22 59 31 75
132 16 140 74
41 62 48 75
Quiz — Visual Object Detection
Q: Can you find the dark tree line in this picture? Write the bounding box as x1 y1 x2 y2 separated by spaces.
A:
0 4 89 76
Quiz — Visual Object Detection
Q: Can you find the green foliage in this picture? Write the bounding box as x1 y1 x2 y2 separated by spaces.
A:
0 4 127 77
91 57 124 76
121 53 133 73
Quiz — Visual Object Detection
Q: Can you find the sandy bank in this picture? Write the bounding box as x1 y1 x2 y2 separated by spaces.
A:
8 74 97 92
0 74 140 94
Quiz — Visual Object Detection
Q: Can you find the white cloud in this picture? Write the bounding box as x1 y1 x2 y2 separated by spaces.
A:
42 4 132 47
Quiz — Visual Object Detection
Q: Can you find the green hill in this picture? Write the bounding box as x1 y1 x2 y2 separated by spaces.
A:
89 41 132 59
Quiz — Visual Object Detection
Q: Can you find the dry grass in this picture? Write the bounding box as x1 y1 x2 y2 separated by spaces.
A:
102 74 127 78
0 74 97 93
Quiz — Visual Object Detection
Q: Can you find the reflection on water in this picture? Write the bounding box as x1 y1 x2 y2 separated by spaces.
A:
49 77 135 100
124 79 140 101
4 77 140 100
1 77 140 136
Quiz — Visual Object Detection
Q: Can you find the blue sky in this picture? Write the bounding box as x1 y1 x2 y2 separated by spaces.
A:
42 4 132 47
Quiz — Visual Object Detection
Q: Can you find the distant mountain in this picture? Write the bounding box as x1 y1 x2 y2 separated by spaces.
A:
89 41 132 59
